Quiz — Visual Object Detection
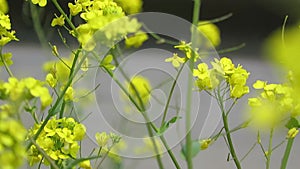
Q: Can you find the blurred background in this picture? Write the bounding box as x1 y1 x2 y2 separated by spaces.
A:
7 0 300 56
3 1 300 169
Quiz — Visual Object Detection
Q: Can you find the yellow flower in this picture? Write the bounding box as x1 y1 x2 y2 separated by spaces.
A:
193 63 220 90
51 15 65 27
193 63 209 79
127 75 152 108
0 52 13 66
0 12 18 46
0 12 11 29
114 0 143 14
165 53 185 68
95 132 109 147
0 114 26 169
43 56 72 83
100 54 115 71
125 31 148 48
174 41 199 60
230 84 249 98
197 21 221 47
31 0 47 7
63 86 75 101
287 127 299 139
73 123 86 140
199 139 212 150
80 160 92 169
68 2 82 16
28 117 86 166
0 0 8 14
46 73 57 88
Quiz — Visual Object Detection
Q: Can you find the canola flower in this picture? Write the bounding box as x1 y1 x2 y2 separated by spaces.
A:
114 0 143 14
43 56 73 84
193 57 250 98
0 11 18 47
199 139 212 150
51 15 65 27
165 53 185 68
0 0 8 14
100 54 116 71
126 75 152 109
174 41 199 60
27 117 86 166
0 106 27 169
0 77 52 109
125 31 148 48
67 0 145 50
197 21 221 47
95 132 124 163
248 78 300 129
264 23 300 81
31 0 47 7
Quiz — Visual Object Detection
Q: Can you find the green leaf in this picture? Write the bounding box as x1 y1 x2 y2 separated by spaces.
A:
169 116 181 124
285 117 299 129
180 140 201 160
157 116 181 136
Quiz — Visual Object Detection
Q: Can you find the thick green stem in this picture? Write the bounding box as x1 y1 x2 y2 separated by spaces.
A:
266 128 274 169
280 138 294 169
185 0 201 168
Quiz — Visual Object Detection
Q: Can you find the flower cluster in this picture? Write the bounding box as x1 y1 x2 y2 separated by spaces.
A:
0 11 18 47
248 79 300 129
67 0 144 50
95 132 125 163
0 105 27 169
193 57 250 98
0 77 52 109
28 117 87 166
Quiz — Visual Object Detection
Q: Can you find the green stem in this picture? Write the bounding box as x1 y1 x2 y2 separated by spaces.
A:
280 138 294 169
161 61 185 126
217 89 242 169
185 0 201 168
0 47 14 77
144 114 165 169
160 135 181 169
59 49 81 118
266 128 274 169
26 48 85 150
30 138 59 169
103 66 164 169
59 101 66 118
51 0 78 35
